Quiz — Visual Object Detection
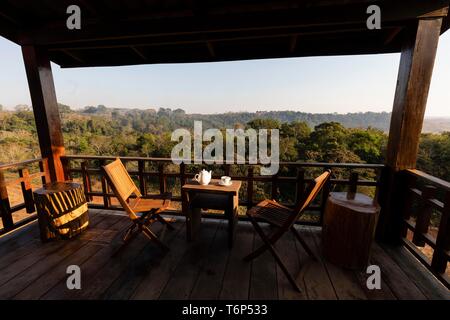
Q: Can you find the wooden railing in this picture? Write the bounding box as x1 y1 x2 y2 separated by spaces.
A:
61 155 384 226
401 169 450 288
0 158 50 234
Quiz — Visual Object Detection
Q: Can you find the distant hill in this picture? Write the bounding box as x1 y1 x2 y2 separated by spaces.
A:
74 105 393 131
7 103 450 132
422 117 450 133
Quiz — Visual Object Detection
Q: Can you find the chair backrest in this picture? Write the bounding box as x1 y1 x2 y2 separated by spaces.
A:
102 158 142 219
287 170 331 227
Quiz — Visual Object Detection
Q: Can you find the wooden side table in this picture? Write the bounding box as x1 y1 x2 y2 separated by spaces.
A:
322 192 380 270
33 182 89 242
182 179 241 247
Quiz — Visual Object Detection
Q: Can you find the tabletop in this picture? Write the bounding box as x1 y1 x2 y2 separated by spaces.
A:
182 179 241 195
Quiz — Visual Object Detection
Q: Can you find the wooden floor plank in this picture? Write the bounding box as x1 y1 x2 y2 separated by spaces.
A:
370 244 427 300
190 221 230 299
0 212 107 289
131 219 189 300
309 229 367 300
101 219 184 299
249 224 278 300
40 216 133 300
13 215 127 299
0 213 119 299
382 244 450 300
0 220 40 258
1 209 447 300
158 219 220 300
275 230 307 300
296 226 337 300
219 223 254 300
67 219 166 299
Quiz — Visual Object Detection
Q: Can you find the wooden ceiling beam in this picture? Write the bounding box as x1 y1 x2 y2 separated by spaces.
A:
17 1 448 47
44 24 393 51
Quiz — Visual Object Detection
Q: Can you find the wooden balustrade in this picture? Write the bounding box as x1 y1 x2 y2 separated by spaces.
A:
60 155 383 226
0 158 49 234
401 169 450 288
1 156 448 288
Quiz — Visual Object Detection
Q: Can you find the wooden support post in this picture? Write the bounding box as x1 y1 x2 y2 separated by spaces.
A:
19 168 35 213
22 46 65 182
377 17 444 243
0 171 14 230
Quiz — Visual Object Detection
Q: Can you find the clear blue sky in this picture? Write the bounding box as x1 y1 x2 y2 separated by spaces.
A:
1 32 449 117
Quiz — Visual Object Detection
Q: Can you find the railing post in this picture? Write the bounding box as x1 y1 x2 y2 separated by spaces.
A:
19 168 35 213
431 191 450 274
158 163 166 194
271 172 279 201
0 171 14 231
81 161 92 202
224 164 231 177
180 162 186 187
247 167 254 209
412 185 436 247
39 158 51 184
347 172 358 200
100 159 110 208
138 160 147 196
401 174 417 238
60 157 71 181
295 169 305 204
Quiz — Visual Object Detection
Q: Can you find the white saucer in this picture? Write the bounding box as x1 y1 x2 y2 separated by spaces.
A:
218 180 232 186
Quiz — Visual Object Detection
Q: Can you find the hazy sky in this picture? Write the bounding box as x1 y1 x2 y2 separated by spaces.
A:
0 31 449 117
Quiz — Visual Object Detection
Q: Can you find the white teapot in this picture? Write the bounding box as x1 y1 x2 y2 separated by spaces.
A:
194 169 212 185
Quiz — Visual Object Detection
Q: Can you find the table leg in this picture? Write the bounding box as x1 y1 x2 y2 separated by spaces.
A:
184 190 201 241
226 194 239 248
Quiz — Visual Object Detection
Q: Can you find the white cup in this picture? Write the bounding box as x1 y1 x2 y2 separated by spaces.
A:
221 176 231 185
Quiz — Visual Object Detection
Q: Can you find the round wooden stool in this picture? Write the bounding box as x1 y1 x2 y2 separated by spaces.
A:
322 192 380 270
33 182 89 242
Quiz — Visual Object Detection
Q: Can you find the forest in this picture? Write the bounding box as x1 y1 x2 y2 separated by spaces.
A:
0 104 449 182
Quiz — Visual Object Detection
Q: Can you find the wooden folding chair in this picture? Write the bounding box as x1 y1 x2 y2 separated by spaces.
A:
244 170 331 292
102 158 173 252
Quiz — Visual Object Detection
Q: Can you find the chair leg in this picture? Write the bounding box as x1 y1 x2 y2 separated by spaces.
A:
267 241 303 292
291 226 317 261
243 219 283 261
112 222 139 257
154 213 175 230
249 220 302 292
141 225 170 251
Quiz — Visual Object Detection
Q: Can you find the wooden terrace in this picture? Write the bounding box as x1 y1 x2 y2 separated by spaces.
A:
0 0 449 299
0 209 448 300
